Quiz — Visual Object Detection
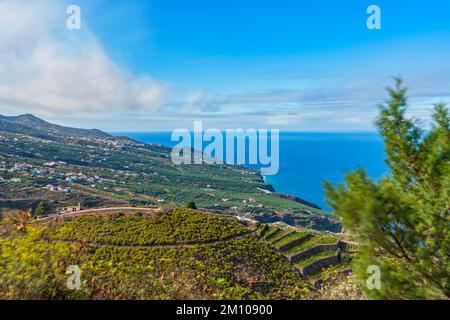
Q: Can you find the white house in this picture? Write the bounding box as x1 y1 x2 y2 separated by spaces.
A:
57 203 81 215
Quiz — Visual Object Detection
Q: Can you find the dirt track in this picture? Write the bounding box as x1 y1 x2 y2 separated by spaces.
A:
33 207 161 222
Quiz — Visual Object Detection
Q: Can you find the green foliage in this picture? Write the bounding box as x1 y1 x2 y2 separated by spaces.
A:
51 209 247 245
0 215 311 300
0 125 337 231
284 233 338 255
325 79 450 299
269 228 295 242
34 201 46 218
257 224 269 237
263 226 282 240
256 223 342 280
0 227 87 299
130 184 165 196
272 229 311 249
186 201 197 209
295 250 337 268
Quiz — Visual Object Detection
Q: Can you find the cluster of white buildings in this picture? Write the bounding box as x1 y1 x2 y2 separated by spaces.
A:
57 203 81 215
44 184 72 193
8 162 64 176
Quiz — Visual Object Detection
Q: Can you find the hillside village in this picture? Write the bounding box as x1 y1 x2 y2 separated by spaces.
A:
0 115 341 232
0 114 362 299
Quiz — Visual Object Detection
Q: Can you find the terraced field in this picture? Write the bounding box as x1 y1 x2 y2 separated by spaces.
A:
272 229 310 249
257 223 347 277
295 250 337 268
284 234 338 255
0 209 312 300
50 208 249 246
0 116 342 233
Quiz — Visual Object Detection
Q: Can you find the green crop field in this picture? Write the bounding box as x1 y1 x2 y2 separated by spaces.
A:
295 250 337 268
0 209 312 300
272 230 311 249
0 123 341 233
284 234 339 255
256 223 344 280
50 209 248 245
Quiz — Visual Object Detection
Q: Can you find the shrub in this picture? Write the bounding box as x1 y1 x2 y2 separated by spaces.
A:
186 201 197 209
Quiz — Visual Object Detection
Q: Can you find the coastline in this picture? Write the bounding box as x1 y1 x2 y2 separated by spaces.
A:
114 132 327 212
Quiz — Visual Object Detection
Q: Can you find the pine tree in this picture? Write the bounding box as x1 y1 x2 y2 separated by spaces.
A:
325 79 450 299
186 201 197 209
34 201 46 218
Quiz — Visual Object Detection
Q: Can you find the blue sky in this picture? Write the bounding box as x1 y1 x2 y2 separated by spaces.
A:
1 0 450 131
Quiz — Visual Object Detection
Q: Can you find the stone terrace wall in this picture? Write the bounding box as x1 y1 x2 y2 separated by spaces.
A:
278 234 313 252
299 255 340 277
289 244 338 263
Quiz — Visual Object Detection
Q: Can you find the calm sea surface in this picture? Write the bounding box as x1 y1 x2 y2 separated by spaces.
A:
112 132 388 210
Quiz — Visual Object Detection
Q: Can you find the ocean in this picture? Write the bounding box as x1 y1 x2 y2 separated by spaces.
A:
112 132 388 210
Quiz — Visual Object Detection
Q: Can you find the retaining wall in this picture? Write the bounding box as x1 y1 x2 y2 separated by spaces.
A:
289 244 338 263
299 255 340 277
278 233 313 252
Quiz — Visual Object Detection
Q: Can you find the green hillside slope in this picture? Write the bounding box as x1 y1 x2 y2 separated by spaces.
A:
0 209 312 300
0 114 340 232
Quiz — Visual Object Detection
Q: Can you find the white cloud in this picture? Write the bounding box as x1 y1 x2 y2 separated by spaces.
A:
265 113 301 125
181 89 208 114
0 0 167 117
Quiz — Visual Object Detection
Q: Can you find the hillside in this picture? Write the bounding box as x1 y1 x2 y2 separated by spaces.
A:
0 114 340 232
256 223 355 278
0 209 315 299
0 115 355 299
0 114 111 141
